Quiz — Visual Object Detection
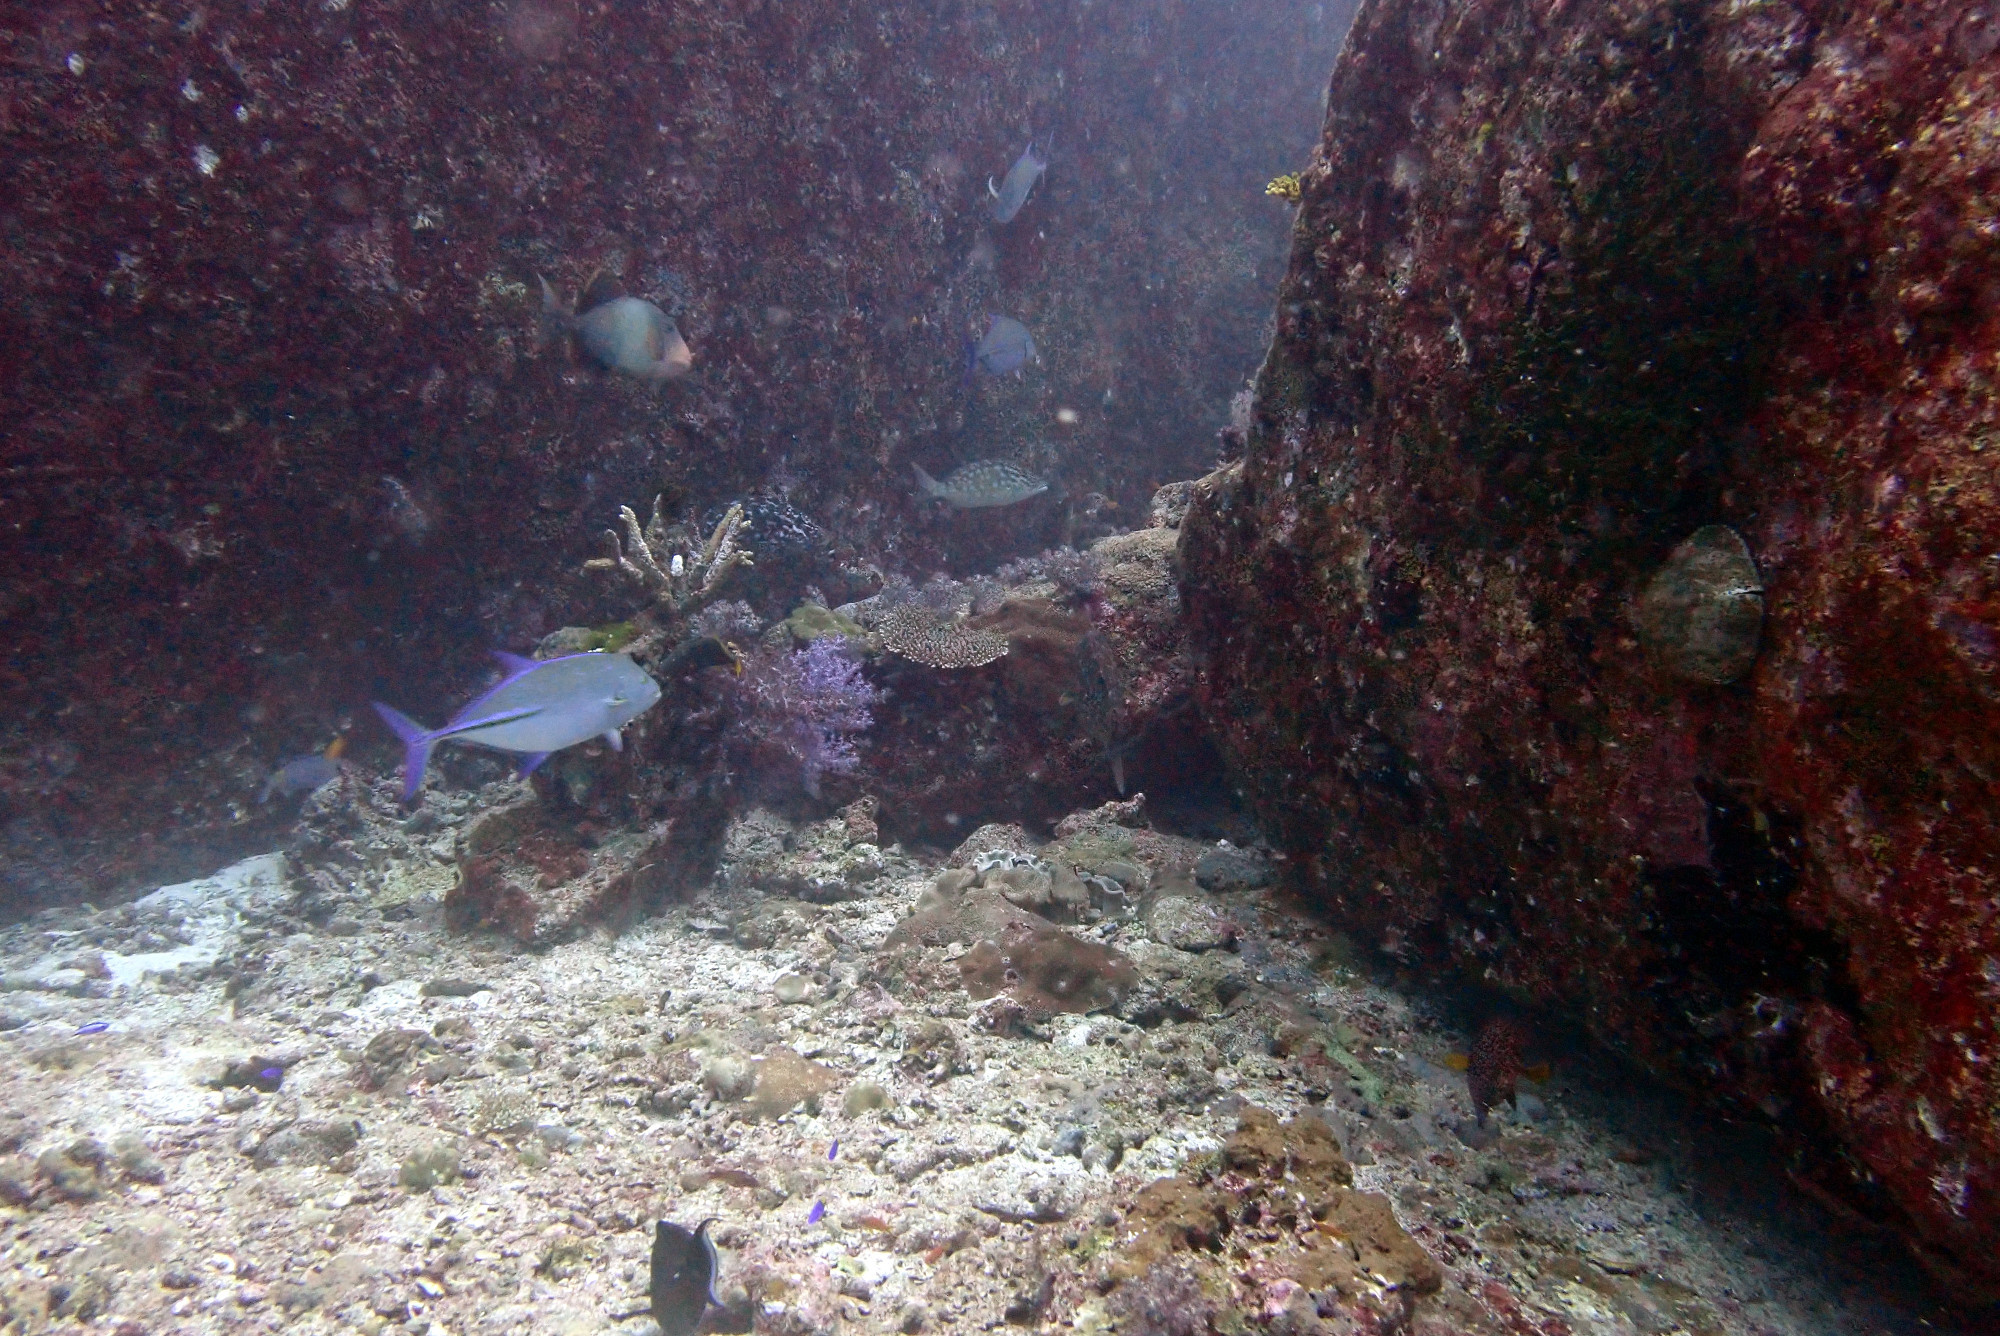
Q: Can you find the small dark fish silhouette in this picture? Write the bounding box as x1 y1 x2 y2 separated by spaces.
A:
651 1218 721 1336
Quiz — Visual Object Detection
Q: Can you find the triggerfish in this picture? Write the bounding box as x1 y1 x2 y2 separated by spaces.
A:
913 459 1049 509
989 137 1050 223
372 651 661 802
540 271 692 380
650 1218 722 1336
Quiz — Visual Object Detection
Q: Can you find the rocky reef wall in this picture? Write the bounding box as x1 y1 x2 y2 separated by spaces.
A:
1181 0 2000 1297
0 0 1350 908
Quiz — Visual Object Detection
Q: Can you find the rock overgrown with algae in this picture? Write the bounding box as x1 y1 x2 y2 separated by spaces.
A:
1100 1105 1441 1328
1179 0 2000 1288
882 867 1137 1022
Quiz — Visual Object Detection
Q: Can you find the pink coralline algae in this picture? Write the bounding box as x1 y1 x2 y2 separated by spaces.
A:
1182 0 2000 1297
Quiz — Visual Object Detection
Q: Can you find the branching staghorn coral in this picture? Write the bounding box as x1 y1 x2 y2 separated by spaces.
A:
584 495 754 617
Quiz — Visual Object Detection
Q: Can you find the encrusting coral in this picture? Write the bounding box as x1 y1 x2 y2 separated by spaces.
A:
878 603 1010 669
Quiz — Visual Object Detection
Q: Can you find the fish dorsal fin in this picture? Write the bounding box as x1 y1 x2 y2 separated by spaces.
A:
492 650 541 676
580 268 626 312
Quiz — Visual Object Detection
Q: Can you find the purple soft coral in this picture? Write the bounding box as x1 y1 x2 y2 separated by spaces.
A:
735 636 881 798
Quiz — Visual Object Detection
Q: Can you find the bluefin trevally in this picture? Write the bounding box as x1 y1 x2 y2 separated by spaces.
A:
971 315 1036 378
913 459 1050 509
989 137 1050 223
540 272 692 380
372 651 661 802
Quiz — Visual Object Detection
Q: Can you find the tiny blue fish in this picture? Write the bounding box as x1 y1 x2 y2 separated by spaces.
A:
971 316 1036 379
828 1139 839 1161
807 1201 825 1225
989 137 1050 223
373 651 662 803
913 459 1050 510
260 1067 284 1082
75 1021 109 1035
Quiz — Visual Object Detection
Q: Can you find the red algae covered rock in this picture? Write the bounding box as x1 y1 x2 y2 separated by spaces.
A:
1181 0 2000 1296
0 0 1348 911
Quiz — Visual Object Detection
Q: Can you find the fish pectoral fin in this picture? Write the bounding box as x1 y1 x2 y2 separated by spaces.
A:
602 729 624 752
438 705 543 738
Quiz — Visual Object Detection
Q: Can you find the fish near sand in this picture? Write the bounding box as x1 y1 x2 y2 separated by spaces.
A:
540 271 692 380
372 651 661 802
258 736 347 804
913 459 1049 509
989 137 1050 223
971 315 1036 379
650 1218 721 1336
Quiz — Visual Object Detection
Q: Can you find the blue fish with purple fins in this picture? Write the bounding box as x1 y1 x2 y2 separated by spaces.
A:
372 651 661 802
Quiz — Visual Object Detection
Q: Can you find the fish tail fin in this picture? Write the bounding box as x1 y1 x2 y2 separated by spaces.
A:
912 463 942 499
371 702 436 804
536 274 571 343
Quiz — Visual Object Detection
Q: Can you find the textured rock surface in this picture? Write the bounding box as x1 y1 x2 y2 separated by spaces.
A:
1182 0 2000 1295
854 504 1205 845
0 0 1349 909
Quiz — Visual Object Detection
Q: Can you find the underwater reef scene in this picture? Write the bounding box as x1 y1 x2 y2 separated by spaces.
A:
3 0 2000 1331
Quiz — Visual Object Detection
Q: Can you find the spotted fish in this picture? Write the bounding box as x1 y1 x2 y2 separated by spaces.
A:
913 459 1049 509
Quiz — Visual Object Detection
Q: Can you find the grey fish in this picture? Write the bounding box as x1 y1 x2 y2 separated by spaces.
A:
540 272 692 380
971 315 1036 378
988 137 1050 223
258 754 341 804
372 651 661 802
913 459 1050 509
